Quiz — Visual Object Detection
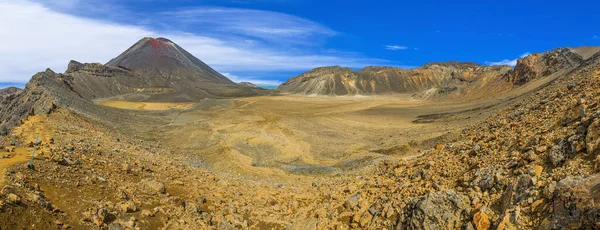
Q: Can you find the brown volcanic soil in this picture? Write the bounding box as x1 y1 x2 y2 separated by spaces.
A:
1 47 600 229
0 77 556 229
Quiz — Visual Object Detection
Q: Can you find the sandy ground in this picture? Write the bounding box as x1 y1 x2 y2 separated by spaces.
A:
97 94 506 180
99 101 194 110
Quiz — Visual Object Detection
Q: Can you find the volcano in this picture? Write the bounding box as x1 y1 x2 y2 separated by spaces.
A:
102 37 258 101
107 37 234 85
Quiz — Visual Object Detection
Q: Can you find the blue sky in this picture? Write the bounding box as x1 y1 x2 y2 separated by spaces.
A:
1 0 599 89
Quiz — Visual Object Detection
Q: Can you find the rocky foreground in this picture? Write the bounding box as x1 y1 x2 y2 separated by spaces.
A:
0 58 600 229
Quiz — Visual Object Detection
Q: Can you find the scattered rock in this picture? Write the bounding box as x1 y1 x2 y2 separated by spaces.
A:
531 199 544 211
472 166 499 191
473 210 490 230
561 103 583 126
142 178 166 194
400 190 471 229
92 208 110 227
6 193 20 204
543 181 556 199
501 175 534 212
344 194 360 210
120 201 137 213
359 211 373 227
548 138 572 166
523 150 537 162
540 174 600 229
496 208 521 230
435 144 445 151
534 165 543 177
586 118 600 154
0 185 16 195
28 193 52 210
141 209 155 217
122 163 131 173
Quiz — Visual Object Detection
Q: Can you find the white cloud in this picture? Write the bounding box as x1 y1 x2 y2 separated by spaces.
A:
158 7 336 44
485 52 531 67
0 1 153 82
222 73 282 88
0 1 385 83
384 45 408 51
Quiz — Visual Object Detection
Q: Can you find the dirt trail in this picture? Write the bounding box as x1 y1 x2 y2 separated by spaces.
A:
0 148 30 185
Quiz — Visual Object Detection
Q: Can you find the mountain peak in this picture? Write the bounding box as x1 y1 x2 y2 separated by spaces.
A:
106 37 234 85
138 37 175 49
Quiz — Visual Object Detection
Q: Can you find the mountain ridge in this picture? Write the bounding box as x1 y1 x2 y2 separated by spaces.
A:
278 47 600 97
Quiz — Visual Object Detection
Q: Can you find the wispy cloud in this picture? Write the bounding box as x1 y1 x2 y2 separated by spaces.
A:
485 52 531 67
0 1 386 85
594 35 599 40
158 7 336 45
384 45 408 51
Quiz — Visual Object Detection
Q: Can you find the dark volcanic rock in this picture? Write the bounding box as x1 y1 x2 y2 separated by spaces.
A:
500 174 535 212
540 174 600 229
398 190 472 229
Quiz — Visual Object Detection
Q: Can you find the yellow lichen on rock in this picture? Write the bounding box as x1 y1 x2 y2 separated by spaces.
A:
473 211 490 230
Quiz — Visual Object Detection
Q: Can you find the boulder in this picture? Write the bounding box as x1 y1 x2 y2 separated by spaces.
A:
398 190 471 229
548 138 573 166
561 102 583 126
496 208 521 230
586 118 600 155
142 178 166 194
95 208 110 224
29 192 52 210
120 201 137 213
473 210 490 230
0 185 16 195
501 175 534 212
540 174 600 229
471 166 500 191
344 194 360 210
6 193 20 204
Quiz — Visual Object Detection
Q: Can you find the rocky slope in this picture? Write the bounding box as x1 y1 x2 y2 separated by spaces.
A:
504 48 584 85
0 68 134 141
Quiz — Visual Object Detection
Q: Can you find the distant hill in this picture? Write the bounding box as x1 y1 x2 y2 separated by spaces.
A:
238 82 263 89
0 87 21 96
278 47 600 98
278 63 511 97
